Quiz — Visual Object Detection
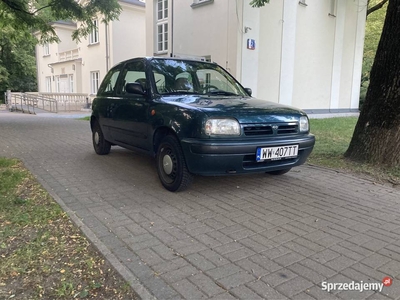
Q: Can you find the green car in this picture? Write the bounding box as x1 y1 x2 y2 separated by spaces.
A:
91 57 315 192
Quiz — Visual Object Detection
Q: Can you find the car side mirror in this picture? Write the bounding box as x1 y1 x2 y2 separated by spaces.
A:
126 82 146 95
245 88 252 96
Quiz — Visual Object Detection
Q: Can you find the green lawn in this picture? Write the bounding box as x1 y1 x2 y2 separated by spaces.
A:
309 117 400 184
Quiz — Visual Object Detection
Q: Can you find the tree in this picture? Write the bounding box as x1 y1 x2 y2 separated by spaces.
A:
360 1 388 105
0 23 38 94
0 0 122 42
345 0 400 165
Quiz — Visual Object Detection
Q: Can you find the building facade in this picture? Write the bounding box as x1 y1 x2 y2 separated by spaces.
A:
35 0 146 96
146 0 367 113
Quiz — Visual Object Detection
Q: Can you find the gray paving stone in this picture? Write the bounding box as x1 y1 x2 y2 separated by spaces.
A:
173 279 208 299
247 280 289 299
216 271 256 289
188 273 226 297
206 263 242 280
275 276 314 298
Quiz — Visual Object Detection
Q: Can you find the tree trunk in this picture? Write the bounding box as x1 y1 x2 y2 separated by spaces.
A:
345 0 400 166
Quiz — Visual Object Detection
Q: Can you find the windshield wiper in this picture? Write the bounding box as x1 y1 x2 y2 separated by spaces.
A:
162 91 201 95
206 90 240 96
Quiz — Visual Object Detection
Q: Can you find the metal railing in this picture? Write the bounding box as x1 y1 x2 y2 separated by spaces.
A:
7 93 43 114
6 92 93 113
30 92 92 112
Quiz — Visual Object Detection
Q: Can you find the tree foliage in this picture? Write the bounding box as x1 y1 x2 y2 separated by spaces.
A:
0 0 121 43
0 0 122 95
0 21 37 94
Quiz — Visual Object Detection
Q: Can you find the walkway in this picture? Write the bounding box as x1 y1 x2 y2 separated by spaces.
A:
0 111 399 300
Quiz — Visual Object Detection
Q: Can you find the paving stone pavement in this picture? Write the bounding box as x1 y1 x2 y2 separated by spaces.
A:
1 110 400 300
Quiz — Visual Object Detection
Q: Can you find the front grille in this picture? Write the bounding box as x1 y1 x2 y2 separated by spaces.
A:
243 123 298 136
244 126 273 136
277 124 298 134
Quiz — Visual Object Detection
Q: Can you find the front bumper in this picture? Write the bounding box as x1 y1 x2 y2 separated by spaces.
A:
180 134 315 175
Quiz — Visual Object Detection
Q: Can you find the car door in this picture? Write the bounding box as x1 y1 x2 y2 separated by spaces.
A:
110 60 152 151
94 65 122 143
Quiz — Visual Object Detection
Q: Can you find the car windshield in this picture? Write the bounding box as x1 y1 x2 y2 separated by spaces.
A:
150 59 248 97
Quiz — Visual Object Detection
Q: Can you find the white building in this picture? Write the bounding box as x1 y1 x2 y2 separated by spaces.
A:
35 0 146 96
146 0 367 113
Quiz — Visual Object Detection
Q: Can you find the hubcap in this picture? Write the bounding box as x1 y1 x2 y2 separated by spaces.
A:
162 154 173 175
94 132 100 145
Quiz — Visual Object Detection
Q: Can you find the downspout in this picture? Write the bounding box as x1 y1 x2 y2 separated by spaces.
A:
105 23 110 72
170 0 174 57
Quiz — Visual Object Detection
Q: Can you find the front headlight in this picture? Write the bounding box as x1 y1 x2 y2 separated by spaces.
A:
299 116 309 132
205 118 240 136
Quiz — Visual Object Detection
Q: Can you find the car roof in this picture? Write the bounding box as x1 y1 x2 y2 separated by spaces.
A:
113 57 217 68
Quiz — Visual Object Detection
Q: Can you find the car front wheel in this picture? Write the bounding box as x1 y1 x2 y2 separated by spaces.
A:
156 135 192 192
92 122 111 155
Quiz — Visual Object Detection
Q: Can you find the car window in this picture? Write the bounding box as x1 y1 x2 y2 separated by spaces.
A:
150 59 248 97
197 69 237 94
118 61 147 94
154 73 166 93
97 67 120 96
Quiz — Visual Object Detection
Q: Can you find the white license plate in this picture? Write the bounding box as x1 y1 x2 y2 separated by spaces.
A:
256 145 298 161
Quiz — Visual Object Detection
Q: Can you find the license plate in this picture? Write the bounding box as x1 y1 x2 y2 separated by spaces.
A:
256 145 298 162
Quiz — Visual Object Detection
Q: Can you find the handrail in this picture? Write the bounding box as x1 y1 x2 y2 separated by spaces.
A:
8 92 92 113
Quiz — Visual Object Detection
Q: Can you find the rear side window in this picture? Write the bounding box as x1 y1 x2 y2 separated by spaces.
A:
97 67 120 96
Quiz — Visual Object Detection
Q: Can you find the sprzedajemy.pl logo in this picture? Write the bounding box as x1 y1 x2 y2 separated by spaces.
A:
321 277 393 293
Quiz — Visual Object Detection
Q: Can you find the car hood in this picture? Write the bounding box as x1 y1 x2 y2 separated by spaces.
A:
161 95 305 123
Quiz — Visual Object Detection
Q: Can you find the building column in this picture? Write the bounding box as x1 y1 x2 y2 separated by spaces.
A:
279 0 298 106
241 0 260 96
330 0 346 111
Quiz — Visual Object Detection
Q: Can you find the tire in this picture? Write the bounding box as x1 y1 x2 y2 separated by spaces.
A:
156 135 193 192
267 168 292 175
92 121 111 155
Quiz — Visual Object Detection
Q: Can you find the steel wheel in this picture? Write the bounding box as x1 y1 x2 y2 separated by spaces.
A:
156 135 192 192
92 121 111 155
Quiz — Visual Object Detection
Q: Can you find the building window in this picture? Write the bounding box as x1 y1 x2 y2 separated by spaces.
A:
69 75 74 93
43 44 50 56
89 19 99 44
91 71 100 94
45 76 52 92
156 0 168 53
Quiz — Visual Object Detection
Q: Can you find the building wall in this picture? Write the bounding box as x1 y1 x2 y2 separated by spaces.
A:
35 1 146 95
111 2 146 68
292 0 336 109
35 24 76 93
145 0 239 76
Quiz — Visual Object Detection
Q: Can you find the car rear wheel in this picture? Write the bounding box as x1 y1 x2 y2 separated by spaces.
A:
267 168 292 175
92 121 111 155
156 135 192 192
